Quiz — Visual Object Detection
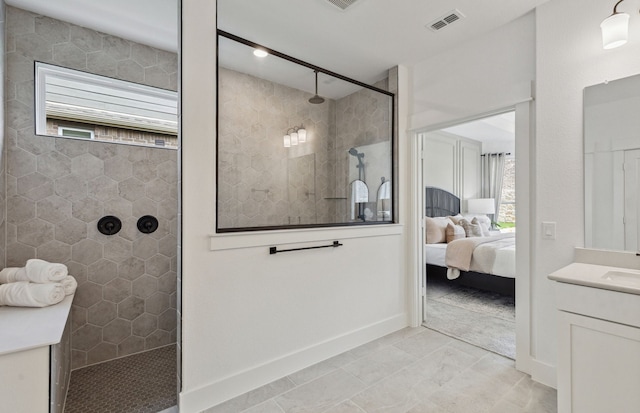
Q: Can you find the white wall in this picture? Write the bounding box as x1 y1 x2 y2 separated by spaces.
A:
410 12 535 130
534 0 640 373
409 10 539 379
414 0 640 385
181 1 409 411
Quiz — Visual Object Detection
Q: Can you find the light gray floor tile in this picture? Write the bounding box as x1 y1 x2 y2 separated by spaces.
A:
347 327 425 360
392 328 452 359
471 352 526 385
288 351 359 386
275 369 366 413
504 376 557 413
350 366 425 413
343 345 417 386
322 400 367 413
488 399 527 413
205 377 295 413
427 368 516 413
203 328 557 413
406 400 449 413
405 344 482 388
243 399 285 413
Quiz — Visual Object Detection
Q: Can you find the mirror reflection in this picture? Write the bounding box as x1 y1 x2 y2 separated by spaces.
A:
216 33 394 231
35 62 178 148
584 74 640 252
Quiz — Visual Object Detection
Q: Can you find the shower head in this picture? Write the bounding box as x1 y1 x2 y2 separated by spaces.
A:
309 71 325 104
348 148 359 156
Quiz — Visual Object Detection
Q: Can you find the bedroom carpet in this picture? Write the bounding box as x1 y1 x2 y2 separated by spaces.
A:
424 277 516 359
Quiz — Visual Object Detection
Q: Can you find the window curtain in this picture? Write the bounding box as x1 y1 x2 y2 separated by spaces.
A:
481 153 506 223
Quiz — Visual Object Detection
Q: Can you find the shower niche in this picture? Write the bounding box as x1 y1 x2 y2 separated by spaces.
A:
216 31 395 231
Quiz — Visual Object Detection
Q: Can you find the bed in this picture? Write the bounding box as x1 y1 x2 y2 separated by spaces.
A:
424 186 515 296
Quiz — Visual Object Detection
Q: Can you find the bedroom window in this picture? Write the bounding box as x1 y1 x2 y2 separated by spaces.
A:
498 158 515 229
215 31 396 232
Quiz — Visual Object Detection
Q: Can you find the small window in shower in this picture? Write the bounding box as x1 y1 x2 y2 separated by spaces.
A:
58 125 94 140
216 31 396 232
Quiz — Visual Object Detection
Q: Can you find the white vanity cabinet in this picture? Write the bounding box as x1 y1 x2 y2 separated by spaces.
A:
550 263 640 413
0 296 73 413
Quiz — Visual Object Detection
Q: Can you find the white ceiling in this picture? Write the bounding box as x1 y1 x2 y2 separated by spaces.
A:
6 0 549 85
5 0 531 142
442 111 515 147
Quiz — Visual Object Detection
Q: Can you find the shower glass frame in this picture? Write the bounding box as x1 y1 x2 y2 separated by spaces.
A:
216 30 398 233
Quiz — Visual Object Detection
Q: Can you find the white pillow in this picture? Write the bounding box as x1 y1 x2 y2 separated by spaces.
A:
425 216 452 244
463 214 491 237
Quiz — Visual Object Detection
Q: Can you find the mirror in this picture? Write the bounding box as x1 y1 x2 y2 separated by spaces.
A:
584 74 640 252
35 62 178 148
216 32 395 232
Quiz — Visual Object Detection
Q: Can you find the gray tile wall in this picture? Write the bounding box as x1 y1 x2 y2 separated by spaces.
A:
0 2 7 279
217 67 335 228
5 6 178 369
217 68 392 228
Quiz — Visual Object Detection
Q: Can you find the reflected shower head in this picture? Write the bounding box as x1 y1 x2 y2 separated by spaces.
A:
309 70 325 104
348 148 359 156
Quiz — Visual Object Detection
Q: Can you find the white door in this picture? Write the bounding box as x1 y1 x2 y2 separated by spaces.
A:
624 149 640 251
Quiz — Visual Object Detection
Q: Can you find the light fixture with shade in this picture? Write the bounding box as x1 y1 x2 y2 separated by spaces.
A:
283 125 307 148
601 0 636 49
467 198 495 216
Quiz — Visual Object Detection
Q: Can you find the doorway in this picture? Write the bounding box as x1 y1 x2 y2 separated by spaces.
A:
413 103 531 368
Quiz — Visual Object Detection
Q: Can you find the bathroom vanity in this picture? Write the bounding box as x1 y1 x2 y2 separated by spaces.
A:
549 249 640 413
0 296 73 413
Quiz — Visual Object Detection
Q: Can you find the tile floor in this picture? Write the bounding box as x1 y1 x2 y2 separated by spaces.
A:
204 327 557 413
64 344 177 413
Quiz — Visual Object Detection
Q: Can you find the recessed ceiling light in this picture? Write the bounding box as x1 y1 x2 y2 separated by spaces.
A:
253 49 268 58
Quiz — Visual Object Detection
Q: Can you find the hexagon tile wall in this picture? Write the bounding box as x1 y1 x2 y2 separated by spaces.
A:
5 6 178 369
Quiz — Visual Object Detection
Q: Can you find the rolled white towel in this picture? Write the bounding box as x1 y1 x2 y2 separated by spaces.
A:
24 259 68 283
0 267 21 284
60 275 77 296
0 281 65 307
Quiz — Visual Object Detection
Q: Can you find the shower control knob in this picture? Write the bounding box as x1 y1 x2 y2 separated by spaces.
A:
137 215 159 234
97 216 122 235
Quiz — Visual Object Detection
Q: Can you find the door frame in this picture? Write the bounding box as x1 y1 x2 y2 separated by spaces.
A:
407 101 533 374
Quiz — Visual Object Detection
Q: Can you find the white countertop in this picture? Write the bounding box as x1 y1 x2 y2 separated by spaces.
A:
0 295 73 356
548 262 640 295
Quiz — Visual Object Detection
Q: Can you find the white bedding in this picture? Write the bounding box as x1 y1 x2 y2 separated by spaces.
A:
424 234 515 279
424 243 447 267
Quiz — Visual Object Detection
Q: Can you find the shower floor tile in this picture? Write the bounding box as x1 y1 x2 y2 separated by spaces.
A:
64 344 177 413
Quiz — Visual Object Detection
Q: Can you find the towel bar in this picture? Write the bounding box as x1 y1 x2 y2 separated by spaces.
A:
269 240 343 255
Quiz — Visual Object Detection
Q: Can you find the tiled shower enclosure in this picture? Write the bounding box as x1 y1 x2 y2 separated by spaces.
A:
5 6 178 369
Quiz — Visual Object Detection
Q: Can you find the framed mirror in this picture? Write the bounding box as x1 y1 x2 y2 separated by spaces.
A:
35 62 178 148
584 73 640 252
216 31 395 232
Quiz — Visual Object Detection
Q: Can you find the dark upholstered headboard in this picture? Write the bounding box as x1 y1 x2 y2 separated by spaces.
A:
425 187 460 217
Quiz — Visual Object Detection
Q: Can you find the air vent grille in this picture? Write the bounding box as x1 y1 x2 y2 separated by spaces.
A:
325 0 359 10
428 9 465 32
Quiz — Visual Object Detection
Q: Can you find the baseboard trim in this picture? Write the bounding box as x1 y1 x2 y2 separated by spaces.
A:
531 358 557 389
179 313 408 413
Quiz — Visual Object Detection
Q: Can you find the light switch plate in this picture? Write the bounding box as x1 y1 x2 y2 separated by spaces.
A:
542 221 556 240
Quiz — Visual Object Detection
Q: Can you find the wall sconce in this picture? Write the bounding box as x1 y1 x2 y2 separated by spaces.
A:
601 0 636 49
283 125 306 148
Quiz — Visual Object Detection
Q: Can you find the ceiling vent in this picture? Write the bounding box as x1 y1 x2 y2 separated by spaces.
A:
325 0 360 11
427 9 465 32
